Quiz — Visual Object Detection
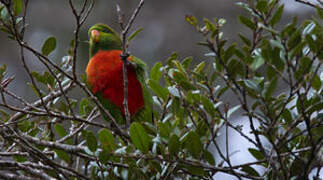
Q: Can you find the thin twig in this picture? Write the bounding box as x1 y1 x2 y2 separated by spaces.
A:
295 0 323 8
116 0 145 127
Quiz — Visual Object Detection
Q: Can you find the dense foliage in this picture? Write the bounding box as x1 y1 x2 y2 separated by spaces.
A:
0 0 322 179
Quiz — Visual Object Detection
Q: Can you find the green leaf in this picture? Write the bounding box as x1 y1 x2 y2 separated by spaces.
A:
98 150 109 164
270 5 284 26
13 0 23 15
158 122 170 139
167 52 178 66
239 15 255 29
256 0 268 13
312 74 321 91
13 155 27 162
168 85 180 97
31 71 55 86
244 79 261 92
41 36 56 56
241 165 260 176
187 90 201 104
182 165 205 176
149 160 162 172
168 134 180 156
0 6 8 20
55 124 72 144
182 56 193 69
312 125 323 141
266 66 276 81
18 120 32 132
287 29 301 49
55 149 70 163
185 15 198 26
223 43 237 62
264 78 277 100
98 129 116 153
173 60 187 76
270 47 285 72
302 21 315 35
128 28 143 42
183 131 203 158
306 34 317 53
0 64 6 81
238 33 251 46
205 52 216 57
147 79 169 101
0 109 10 122
193 61 205 74
227 105 241 118
85 131 97 152
79 98 90 116
282 109 293 124
317 7 323 19
269 39 284 50
203 18 216 32
236 2 253 14
130 122 151 153
150 62 163 82
257 22 279 34
295 57 312 79
29 128 39 137
248 148 264 160
281 17 297 38
250 53 265 71
204 150 215 165
201 96 215 116
55 124 67 137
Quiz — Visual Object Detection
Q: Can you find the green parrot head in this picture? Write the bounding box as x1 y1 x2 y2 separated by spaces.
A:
88 23 122 57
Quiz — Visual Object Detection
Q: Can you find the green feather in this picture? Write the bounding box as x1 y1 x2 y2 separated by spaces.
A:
129 55 153 123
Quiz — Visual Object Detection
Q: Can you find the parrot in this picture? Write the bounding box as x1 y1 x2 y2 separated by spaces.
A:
86 23 152 124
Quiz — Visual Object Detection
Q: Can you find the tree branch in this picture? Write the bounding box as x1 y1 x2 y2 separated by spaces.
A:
116 0 145 127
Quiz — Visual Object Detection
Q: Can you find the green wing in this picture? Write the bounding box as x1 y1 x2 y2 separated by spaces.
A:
130 56 153 123
96 92 125 124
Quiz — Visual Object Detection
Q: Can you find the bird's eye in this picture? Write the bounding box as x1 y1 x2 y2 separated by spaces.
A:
91 30 100 42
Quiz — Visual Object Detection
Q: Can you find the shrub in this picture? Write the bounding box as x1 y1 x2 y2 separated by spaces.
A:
0 0 322 179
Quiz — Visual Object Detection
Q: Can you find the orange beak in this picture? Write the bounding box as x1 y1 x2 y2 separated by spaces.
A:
91 29 100 43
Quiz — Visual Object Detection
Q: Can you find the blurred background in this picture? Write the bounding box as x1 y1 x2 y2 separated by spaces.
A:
0 0 319 179
0 0 317 99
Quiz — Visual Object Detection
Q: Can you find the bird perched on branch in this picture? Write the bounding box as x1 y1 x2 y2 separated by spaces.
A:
86 23 152 124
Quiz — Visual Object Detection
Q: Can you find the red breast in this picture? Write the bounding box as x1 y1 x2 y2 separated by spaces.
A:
86 50 144 116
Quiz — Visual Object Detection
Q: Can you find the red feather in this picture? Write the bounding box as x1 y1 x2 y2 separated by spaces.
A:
86 50 144 116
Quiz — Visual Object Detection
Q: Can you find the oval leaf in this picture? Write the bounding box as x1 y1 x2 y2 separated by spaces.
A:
150 62 163 82
183 131 203 158
130 122 151 153
55 124 72 144
168 134 180 156
128 28 143 42
55 149 70 163
13 0 23 15
248 148 264 160
98 129 117 153
147 79 169 101
85 131 97 152
42 36 56 56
